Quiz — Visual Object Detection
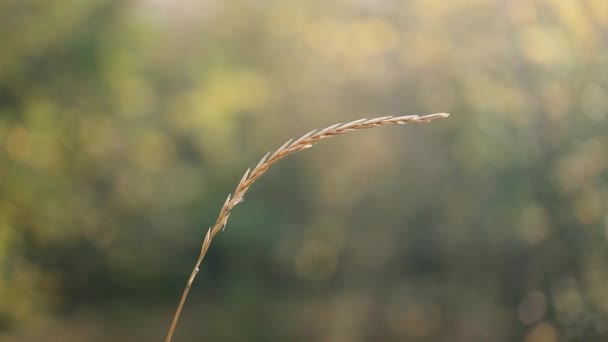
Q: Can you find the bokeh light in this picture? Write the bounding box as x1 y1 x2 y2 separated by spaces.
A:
1 0 607 340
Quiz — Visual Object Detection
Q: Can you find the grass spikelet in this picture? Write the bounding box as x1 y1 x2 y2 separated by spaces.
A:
165 113 450 342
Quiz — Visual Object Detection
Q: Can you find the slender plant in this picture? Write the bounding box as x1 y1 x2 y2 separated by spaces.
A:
166 113 450 342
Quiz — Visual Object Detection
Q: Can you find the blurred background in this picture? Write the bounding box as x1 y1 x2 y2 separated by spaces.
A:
1 0 607 341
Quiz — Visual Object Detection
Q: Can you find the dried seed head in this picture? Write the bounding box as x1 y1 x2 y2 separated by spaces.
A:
166 112 450 342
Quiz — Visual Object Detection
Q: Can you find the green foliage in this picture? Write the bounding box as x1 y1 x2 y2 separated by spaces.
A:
1 0 608 340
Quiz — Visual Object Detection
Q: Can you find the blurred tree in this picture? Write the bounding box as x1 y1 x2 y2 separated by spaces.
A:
1 0 608 341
